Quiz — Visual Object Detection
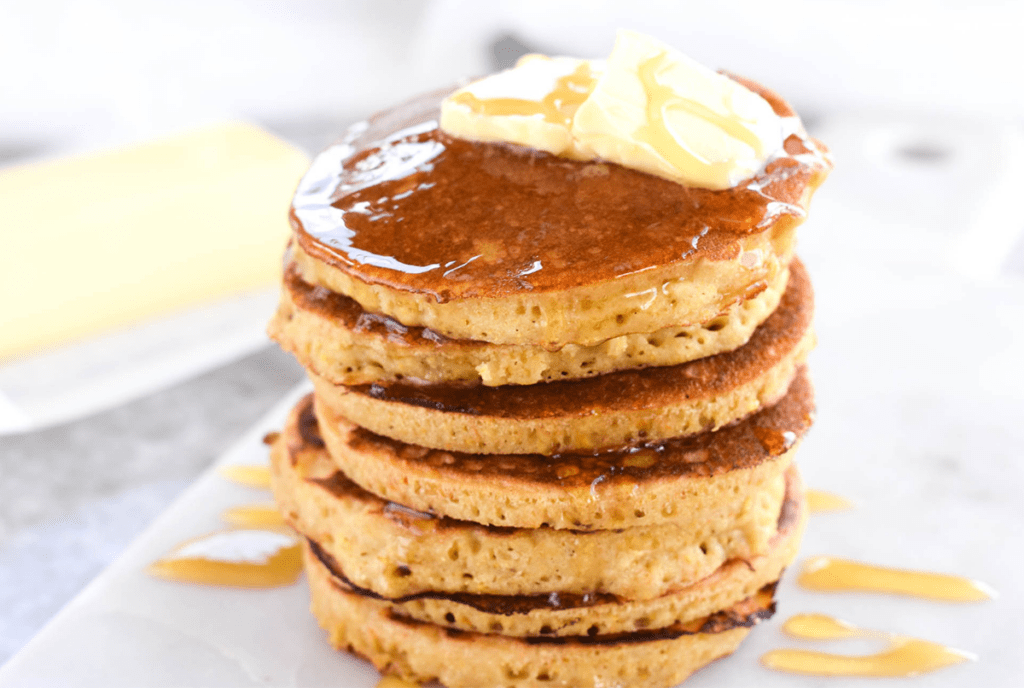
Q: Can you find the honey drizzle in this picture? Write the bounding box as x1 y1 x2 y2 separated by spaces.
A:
219 465 272 489
222 504 286 528
147 529 302 588
636 52 762 178
451 62 597 126
799 556 996 602
761 613 975 677
805 489 854 513
782 613 861 640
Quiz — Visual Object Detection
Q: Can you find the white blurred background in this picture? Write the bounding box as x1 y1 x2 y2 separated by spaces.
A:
2 0 1023 157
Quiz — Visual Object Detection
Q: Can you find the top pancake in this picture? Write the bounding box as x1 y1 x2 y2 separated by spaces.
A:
290 77 831 348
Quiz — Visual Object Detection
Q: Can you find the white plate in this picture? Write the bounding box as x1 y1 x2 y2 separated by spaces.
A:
0 288 278 435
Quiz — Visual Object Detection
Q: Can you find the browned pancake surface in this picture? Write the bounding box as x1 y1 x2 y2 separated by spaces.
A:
319 368 813 489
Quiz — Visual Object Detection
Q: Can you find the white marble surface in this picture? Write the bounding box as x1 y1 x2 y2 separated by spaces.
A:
0 347 305 663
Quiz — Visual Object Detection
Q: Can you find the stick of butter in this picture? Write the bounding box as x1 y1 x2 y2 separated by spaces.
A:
0 123 309 361
441 30 785 189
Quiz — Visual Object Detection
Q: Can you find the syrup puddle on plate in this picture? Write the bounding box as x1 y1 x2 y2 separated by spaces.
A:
147 529 302 588
222 503 286 528
761 613 975 677
219 465 272 489
806 489 854 513
799 556 996 602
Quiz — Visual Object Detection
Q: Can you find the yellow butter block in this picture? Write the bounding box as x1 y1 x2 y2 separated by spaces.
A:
0 123 310 361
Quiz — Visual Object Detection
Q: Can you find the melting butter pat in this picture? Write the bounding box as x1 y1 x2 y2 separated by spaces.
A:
441 31 785 190
573 31 784 188
440 56 601 157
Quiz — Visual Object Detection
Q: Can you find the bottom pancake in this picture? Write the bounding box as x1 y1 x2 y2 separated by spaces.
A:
306 542 778 688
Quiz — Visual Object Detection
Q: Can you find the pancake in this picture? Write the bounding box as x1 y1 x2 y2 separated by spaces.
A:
306 545 778 688
289 77 831 349
312 257 813 456
312 367 814 530
270 415 787 600
302 467 803 638
268 260 788 387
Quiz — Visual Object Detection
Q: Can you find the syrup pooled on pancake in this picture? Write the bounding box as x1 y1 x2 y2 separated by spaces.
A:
292 78 829 300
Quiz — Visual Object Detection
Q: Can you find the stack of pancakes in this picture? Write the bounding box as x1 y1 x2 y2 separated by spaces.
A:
267 78 831 687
